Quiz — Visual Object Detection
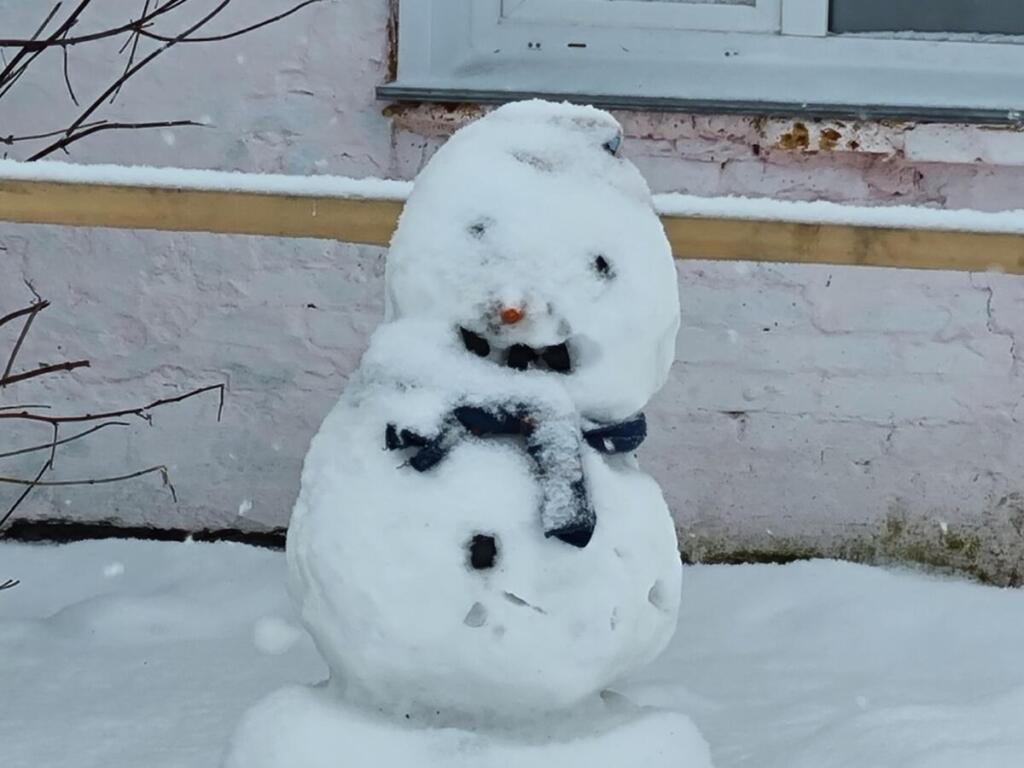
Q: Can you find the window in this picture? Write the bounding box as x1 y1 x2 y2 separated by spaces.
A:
379 0 1024 122
831 0 1024 36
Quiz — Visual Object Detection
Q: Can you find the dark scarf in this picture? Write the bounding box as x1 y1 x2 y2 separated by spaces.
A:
385 407 646 549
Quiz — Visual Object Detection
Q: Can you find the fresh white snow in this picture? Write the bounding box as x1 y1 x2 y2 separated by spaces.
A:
2 538 1023 768
384 99 680 420
225 684 712 768
0 158 411 201
654 193 1024 235
284 103 684 734
4 157 1024 235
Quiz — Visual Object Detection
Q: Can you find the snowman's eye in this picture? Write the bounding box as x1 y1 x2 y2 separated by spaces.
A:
467 216 493 240
593 255 614 279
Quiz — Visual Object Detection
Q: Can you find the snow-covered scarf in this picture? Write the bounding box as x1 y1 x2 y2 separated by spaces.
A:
385 407 647 549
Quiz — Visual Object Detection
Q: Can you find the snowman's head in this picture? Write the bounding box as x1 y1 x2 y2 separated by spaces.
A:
385 100 679 421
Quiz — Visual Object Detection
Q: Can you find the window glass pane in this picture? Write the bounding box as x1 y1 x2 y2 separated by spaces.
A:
831 0 1024 36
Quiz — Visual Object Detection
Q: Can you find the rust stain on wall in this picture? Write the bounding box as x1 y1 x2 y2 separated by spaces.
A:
776 121 810 150
818 127 842 151
384 102 486 137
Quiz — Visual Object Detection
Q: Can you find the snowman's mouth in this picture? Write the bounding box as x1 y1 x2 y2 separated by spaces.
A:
460 327 572 374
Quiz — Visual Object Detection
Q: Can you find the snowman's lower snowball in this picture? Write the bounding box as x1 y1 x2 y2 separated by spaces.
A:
223 685 714 768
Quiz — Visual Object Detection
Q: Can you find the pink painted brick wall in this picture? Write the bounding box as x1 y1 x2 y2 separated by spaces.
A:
1 0 1022 581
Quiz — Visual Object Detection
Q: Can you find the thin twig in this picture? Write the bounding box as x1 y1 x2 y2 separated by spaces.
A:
0 0 90 99
0 0 320 49
0 359 90 388
0 423 57 529
0 382 225 425
0 2 64 84
4 0 321 160
23 281 42 303
0 300 49 330
0 421 129 460
27 0 233 160
111 0 150 104
2 121 105 145
0 579 19 592
0 462 49 528
1 301 49 383
0 464 178 501
61 43 78 105
0 0 188 50
140 0 324 43
26 120 200 160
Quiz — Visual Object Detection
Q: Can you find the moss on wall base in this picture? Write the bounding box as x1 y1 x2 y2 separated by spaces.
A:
682 493 1024 587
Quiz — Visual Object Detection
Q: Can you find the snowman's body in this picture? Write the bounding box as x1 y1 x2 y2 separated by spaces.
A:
288 321 680 721
286 101 683 724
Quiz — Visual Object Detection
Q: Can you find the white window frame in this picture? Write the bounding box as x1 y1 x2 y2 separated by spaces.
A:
503 0 781 35
379 0 1024 122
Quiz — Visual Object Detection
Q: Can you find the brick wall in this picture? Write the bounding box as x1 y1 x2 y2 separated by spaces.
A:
1 0 1022 582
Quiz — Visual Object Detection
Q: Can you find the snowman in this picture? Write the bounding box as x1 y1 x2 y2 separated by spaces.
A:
225 101 710 767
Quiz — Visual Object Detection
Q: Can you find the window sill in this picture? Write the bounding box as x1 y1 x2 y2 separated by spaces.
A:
377 83 1024 125
382 101 1024 168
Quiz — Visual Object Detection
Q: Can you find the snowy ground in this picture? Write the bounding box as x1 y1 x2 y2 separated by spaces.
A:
1 539 1022 768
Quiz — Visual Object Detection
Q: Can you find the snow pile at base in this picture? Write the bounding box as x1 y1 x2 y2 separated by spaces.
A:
224 684 711 768
3 540 1024 768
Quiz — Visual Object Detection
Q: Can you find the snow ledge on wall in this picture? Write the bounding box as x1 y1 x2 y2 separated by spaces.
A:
3 159 1024 235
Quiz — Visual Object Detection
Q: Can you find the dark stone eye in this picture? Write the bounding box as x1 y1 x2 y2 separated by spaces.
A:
603 134 622 156
593 255 613 278
468 534 498 570
467 218 491 239
460 327 490 358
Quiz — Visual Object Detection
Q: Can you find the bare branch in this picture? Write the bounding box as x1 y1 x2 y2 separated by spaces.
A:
25 120 201 161
140 0 324 44
0 2 64 83
1 300 49 383
26 0 234 160
0 464 178 499
0 382 225 425
0 423 57 529
0 0 189 50
0 0 322 49
0 359 90 388
0 579 18 592
110 0 150 104
61 42 78 105
23 280 42 303
0 421 129 460
3 0 322 159
0 300 49 330
0 0 91 98
2 120 136 145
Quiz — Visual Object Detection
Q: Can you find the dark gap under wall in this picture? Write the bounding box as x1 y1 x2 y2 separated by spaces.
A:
0 519 287 550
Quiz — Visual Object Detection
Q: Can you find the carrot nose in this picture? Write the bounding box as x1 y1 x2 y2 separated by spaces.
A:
500 306 525 325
